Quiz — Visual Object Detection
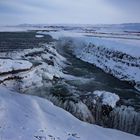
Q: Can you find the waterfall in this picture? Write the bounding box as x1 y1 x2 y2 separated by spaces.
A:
82 94 140 135
45 85 140 136
109 106 140 135
47 94 95 123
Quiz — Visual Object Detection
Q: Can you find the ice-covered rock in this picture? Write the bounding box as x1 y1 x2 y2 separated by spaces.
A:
93 91 120 108
0 59 32 74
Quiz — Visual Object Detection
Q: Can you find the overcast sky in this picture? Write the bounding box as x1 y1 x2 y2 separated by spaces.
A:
0 0 140 25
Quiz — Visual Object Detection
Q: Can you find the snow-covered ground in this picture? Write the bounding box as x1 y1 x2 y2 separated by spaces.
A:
0 86 139 140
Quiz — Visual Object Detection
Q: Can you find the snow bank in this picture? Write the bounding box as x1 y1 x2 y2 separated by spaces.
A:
0 86 139 140
93 91 120 108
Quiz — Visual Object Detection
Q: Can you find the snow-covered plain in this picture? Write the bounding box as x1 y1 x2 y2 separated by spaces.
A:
0 86 139 140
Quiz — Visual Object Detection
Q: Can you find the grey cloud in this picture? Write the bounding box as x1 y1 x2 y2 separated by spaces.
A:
0 0 140 25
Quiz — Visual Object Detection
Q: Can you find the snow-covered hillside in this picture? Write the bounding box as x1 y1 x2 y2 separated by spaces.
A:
0 86 139 140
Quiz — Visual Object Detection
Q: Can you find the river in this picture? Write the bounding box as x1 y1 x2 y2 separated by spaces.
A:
56 39 140 111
